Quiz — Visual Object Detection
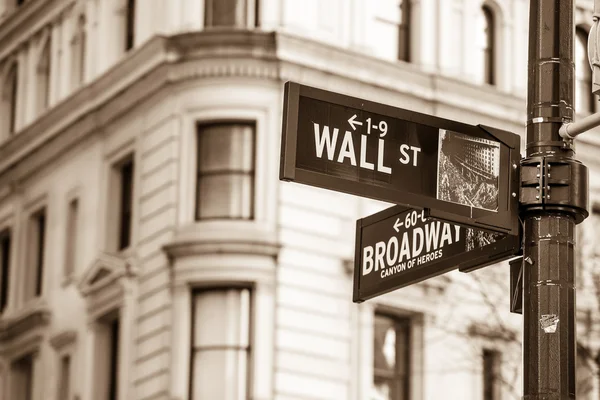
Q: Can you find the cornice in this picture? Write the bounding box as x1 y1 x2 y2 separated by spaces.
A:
0 302 51 342
164 239 280 260
0 0 73 61
49 329 77 350
0 29 572 190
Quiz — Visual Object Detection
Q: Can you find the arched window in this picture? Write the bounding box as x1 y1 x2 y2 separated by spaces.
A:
575 27 595 114
1 63 18 137
36 39 51 115
71 15 87 88
481 5 495 85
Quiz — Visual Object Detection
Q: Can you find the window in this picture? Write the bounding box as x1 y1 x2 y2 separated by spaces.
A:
190 288 251 400
64 198 78 280
1 63 18 137
36 39 51 114
373 313 411 400
576 27 595 114
371 0 411 62
112 156 134 251
0 229 11 313
24 208 46 301
11 354 34 400
195 122 255 220
125 0 135 51
483 349 501 400
71 15 87 88
57 354 71 400
397 0 410 62
95 314 120 400
481 5 495 85
204 0 259 28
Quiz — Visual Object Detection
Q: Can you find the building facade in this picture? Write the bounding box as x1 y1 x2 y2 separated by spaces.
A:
0 1 599 400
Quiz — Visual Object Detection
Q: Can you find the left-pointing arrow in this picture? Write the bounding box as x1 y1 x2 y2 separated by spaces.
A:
348 114 363 130
393 218 403 233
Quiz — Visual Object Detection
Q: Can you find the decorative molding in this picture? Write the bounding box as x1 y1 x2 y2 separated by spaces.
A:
0 300 51 343
78 251 138 298
0 0 72 61
164 239 280 260
49 329 77 350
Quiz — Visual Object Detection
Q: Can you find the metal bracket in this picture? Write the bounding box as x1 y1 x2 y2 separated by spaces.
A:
510 256 524 314
519 156 589 224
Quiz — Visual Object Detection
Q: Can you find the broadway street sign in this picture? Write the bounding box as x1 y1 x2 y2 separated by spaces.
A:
353 205 521 302
280 82 521 235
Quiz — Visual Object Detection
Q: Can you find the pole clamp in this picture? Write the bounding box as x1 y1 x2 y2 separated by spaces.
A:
519 156 589 224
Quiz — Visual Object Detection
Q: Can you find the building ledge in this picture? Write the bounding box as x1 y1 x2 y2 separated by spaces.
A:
0 300 51 342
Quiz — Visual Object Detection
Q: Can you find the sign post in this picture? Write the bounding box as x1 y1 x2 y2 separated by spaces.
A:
521 1 588 398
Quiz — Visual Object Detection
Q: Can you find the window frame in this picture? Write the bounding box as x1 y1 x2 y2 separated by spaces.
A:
575 26 595 114
93 310 121 400
482 348 502 400
397 0 411 62
71 14 87 89
125 0 135 51
35 36 51 115
482 4 496 86
194 120 256 221
106 152 136 253
1 61 19 137
0 227 12 314
63 191 80 285
9 352 34 400
21 204 47 304
188 285 254 400
373 311 412 400
49 330 77 400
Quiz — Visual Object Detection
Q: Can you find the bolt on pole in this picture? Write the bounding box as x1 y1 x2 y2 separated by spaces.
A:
522 1 589 399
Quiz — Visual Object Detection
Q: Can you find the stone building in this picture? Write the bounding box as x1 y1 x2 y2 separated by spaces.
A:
0 0 599 400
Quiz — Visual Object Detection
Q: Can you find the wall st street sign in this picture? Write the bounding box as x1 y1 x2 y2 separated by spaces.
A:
353 205 521 302
280 82 521 235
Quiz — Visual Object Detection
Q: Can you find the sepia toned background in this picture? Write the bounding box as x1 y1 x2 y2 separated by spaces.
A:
1 0 600 400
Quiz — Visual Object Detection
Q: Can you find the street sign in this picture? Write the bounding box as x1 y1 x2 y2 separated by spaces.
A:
280 82 521 235
352 205 521 303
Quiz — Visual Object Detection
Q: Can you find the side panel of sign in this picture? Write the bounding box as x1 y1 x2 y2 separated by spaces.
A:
353 205 520 303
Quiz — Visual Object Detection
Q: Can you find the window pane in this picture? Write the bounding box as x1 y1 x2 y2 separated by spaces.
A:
36 41 51 114
374 314 411 400
197 124 254 173
65 198 78 278
125 0 135 51
191 349 248 400
373 377 393 400
205 0 247 27
192 289 250 347
483 349 500 400
196 174 253 219
0 230 11 312
191 288 251 400
57 355 71 400
576 29 593 113
118 158 134 250
374 315 397 373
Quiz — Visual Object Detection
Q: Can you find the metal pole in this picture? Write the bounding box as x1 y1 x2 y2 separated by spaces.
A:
522 0 588 398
